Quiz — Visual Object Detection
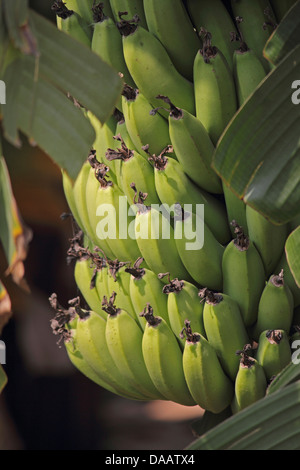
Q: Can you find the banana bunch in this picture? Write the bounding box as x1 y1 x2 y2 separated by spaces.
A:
52 0 300 416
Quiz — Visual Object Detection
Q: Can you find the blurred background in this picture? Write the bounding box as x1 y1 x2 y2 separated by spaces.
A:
0 0 204 450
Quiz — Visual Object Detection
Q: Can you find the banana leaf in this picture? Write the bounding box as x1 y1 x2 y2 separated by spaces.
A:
285 226 300 287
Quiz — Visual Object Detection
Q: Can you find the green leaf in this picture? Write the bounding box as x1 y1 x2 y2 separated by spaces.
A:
264 0 300 65
186 381 300 450
285 226 300 287
212 45 300 225
0 365 7 394
0 151 17 266
29 10 123 126
267 362 300 395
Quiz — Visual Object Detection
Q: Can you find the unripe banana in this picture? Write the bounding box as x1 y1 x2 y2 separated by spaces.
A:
104 293 165 400
193 31 238 145
105 134 160 207
252 270 294 341
155 96 222 194
147 146 231 245
143 0 201 81
231 344 267 414
64 0 98 25
115 112 138 152
133 192 192 281
160 274 205 349
109 0 148 29
230 0 276 72
200 288 250 381
246 206 287 277
118 17 195 119
222 221 266 327
275 251 300 308
181 320 234 414
126 257 169 330
141 305 196 406
173 206 224 291
256 329 292 380
121 85 172 159
270 0 297 22
222 182 248 236
62 169 84 231
186 0 239 71
52 1 92 46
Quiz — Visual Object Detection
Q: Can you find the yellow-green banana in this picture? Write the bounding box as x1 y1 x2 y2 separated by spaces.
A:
193 31 238 145
52 1 92 46
115 113 138 152
253 270 294 340
64 0 97 25
173 206 224 291
222 183 248 236
161 275 206 349
270 0 297 22
231 344 267 414
200 288 250 381
126 257 169 330
118 18 195 119
186 0 239 71
256 329 292 380
222 221 266 327
104 293 164 400
143 0 201 81
230 0 276 72
246 205 287 277
181 320 234 414
62 169 84 231
155 95 223 194
147 146 231 245
121 85 172 159
109 0 148 29
141 305 196 406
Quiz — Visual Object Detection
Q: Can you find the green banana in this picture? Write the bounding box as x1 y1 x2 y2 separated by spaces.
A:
109 0 148 29
155 96 223 194
173 206 224 291
230 0 276 72
231 344 267 414
253 270 294 340
104 293 165 400
222 221 266 327
147 146 231 245
246 205 288 277
121 85 172 159
275 251 300 308
160 274 206 349
186 0 239 71
126 257 169 330
256 329 292 380
200 288 250 381
52 1 92 46
115 112 138 151
270 0 297 22
143 0 201 81
62 169 85 231
105 134 160 207
64 0 96 25
118 17 195 119
133 192 193 281
193 31 238 145
222 182 248 236
141 304 196 406
181 319 234 413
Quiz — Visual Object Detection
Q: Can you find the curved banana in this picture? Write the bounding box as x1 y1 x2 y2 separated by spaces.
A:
193 31 238 145
253 270 294 341
246 205 287 277
200 288 250 381
222 182 248 236
173 206 224 291
181 320 234 414
118 17 195 119
147 146 231 245
121 85 172 159
115 113 138 152
109 0 148 29
222 221 266 327
52 1 92 46
275 251 300 308
230 0 276 72
74 256 106 319
104 293 165 400
161 275 206 348
143 0 201 81
256 329 292 380
186 0 239 71
141 305 196 406
64 0 98 25
126 257 169 330
231 344 267 414
62 169 85 231
156 96 222 194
